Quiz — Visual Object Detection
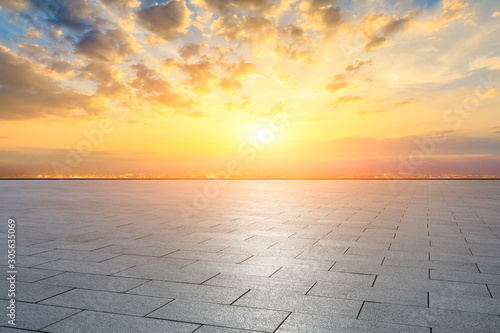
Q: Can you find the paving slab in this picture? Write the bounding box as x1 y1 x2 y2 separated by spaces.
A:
37 272 148 292
429 292 500 315
359 301 500 332
147 299 290 332
127 280 249 304
0 300 79 331
40 288 172 316
276 312 430 333
43 310 199 333
233 289 362 317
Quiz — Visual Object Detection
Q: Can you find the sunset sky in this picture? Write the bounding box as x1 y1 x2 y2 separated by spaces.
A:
0 0 499 177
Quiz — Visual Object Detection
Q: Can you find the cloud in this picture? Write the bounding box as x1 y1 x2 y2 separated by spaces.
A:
130 63 194 110
179 42 208 60
225 100 252 112
219 60 256 91
29 0 94 31
469 56 500 71
101 0 141 10
345 59 372 73
430 0 471 28
211 16 244 41
273 45 315 64
393 100 415 106
0 46 108 120
355 109 384 116
48 59 75 74
17 42 47 59
25 27 40 40
179 60 217 96
363 36 390 52
279 24 305 40
324 74 349 94
175 110 209 118
79 62 130 98
300 0 345 37
0 0 29 11
482 88 500 99
360 11 422 51
192 0 270 14
329 95 362 108
137 1 191 42
75 28 137 61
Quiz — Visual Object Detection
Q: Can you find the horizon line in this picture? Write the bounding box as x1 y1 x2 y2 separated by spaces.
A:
1 177 500 181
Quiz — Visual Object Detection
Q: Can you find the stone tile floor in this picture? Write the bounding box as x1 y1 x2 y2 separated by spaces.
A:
0 180 499 332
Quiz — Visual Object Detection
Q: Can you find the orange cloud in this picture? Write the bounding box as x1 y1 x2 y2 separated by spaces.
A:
130 63 194 110
0 46 108 120
219 60 256 91
329 95 362 108
179 60 217 96
324 74 349 94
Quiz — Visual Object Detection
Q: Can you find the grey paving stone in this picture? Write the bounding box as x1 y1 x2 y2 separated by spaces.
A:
382 257 479 272
95 244 178 257
30 240 112 251
271 266 376 286
240 255 334 270
203 273 314 294
477 263 500 274
469 245 500 257
14 267 63 283
429 292 500 315
103 254 195 268
17 246 52 256
43 310 199 333
0 281 70 303
165 250 251 264
374 275 491 297
233 289 362 317
16 255 58 268
36 249 119 262
0 300 79 331
115 264 218 283
487 284 500 298
194 326 257 333
430 269 500 285
40 289 172 316
0 328 39 332
430 252 500 265
148 300 289 332
128 280 248 304
359 301 500 332
33 259 135 275
308 282 427 307
276 312 430 333
331 261 429 279
182 261 281 277
37 272 148 292
345 247 429 260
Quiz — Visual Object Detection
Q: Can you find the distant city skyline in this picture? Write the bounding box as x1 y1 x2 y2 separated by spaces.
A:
0 0 499 177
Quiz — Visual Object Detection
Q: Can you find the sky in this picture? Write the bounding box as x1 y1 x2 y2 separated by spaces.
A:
0 0 499 177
